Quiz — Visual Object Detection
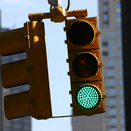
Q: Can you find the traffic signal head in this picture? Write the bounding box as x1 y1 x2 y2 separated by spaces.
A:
0 21 52 120
65 17 106 116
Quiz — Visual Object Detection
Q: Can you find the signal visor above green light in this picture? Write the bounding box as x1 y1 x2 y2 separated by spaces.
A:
75 84 101 110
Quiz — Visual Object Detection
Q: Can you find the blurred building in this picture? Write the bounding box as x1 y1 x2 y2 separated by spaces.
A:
99 0 125 131
0 10 31 131
72 0 125 131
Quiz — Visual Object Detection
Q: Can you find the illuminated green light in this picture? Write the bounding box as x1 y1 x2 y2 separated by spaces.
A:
75 85 101 109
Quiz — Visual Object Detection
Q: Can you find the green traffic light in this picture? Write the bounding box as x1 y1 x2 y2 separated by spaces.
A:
75 84 101 109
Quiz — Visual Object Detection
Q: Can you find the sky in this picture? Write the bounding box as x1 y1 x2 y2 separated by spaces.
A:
0 0 98 131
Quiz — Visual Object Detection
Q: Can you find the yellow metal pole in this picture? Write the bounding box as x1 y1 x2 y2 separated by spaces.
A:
67 9 88 18
29 13 51 21
28 8 88 22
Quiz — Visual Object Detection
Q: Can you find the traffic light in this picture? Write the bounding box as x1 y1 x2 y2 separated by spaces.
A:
0 21 52 119
65 17 106 116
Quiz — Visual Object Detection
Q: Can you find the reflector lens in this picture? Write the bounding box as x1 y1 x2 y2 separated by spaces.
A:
76 85 101 109
68 21 94 46
72 53 98 78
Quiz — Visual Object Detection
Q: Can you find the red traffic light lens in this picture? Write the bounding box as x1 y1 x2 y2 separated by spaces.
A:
68 21 94 46
72 53 98 78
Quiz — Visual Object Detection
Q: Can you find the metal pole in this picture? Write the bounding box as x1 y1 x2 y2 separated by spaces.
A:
53 0 61 6
48 0 61 6
0 10 1 32
0 11 3 131
0 56 3 131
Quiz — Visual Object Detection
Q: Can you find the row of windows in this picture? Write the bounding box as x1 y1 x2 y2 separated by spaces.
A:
108 108 125 116
108 31 122 37
105 79 123 86
105 69 123 76
103 0 108 3
107 89 124 96
105 60 122 66
109 129 125 131
108 118 125 125
102 50 123 57
107 98 124 106
102 41 122 47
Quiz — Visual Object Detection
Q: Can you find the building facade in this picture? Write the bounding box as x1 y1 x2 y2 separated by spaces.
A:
99 0 125 131
0 10 31 131
72 0 125 131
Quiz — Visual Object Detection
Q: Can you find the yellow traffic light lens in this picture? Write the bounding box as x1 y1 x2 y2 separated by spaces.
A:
76 85 101 109
68 21 94 46
72 53 98 78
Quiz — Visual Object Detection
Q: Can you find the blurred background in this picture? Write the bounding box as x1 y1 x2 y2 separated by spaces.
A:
0 0 128 131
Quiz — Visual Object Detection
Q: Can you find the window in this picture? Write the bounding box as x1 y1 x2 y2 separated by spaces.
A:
102 41 108 46
103 23 109 28
119 80 123 86
107 60 115 66
120 99 124 105
109 129 117 131
118 41 122 47
108 99 117 106
118 60 123 66
102 41 114 47
102 51 114 56
108 89 116 96
102 51 108 56
103 14 108 21
118 70 123 76
103 0 108 3
108 41 114 46
117 20 121 28
108 80 116 86
118 50 122 56
108 32 114 37
119 89 124 95
108 108 117 116
109 118 117 125
117 31 122 37
116 3 121 9
117 12 121 19
120 109 125 115
121 119 125 125
107 70 115 76
103 5 108 12
109 51 115 56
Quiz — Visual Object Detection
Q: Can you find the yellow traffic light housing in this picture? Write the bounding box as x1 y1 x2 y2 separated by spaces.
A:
65 17 106 116
0 21 52 120
0 7 106 119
